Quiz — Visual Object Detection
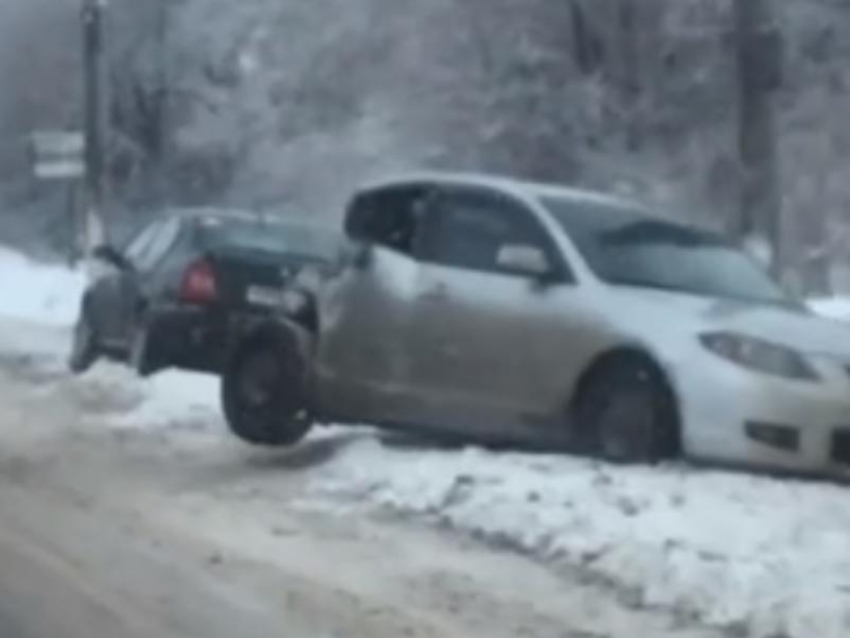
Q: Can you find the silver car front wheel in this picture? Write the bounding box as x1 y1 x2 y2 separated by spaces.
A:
574 354 679 464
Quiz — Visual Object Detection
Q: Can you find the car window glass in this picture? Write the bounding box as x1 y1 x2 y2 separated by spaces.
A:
431 191 551 275
543 195 789 305
348 187 430 257
124 222 161 268
201 218 339 261
141 218 181 270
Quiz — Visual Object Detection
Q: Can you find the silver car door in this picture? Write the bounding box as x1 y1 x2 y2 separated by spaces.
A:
314 186 431 425
409 187 591 438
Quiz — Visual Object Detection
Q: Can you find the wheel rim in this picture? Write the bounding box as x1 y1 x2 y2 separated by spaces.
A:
238 351 281 411
577 361 670 462
597 388 655 461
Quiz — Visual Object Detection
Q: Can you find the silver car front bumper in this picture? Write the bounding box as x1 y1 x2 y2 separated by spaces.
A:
670 347 850 477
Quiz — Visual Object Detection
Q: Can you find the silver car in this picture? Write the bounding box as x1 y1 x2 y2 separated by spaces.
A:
223 173 850 476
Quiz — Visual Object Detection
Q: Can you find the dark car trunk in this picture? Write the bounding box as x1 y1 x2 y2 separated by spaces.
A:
208 247 326 311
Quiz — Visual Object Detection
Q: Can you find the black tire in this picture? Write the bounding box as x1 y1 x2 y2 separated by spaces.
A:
574 354 679 463
68 305 99 374
129 322 161 378
221 333 312 447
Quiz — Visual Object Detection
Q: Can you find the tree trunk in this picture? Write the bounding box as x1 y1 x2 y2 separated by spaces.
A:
733 0 783 277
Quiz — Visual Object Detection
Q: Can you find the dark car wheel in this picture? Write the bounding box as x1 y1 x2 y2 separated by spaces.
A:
69 307 99 374
574 354 679 464
222 333 312 447
130 323 163 378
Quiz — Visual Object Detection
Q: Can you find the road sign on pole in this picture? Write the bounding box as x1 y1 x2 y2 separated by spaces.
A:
31 131 86 180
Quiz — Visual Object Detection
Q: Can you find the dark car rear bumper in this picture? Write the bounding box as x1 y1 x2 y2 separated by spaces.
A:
143 304 265 375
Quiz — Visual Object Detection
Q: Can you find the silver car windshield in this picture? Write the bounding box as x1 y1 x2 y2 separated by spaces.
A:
543 196 790 306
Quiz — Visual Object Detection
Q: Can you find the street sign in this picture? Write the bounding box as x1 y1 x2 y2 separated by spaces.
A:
34 160 87 180
31 130 86 180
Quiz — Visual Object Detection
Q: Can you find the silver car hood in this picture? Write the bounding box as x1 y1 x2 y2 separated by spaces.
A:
609 287 850 359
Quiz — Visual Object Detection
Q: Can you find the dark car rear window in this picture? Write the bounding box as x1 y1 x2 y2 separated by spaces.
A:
200 218 339 261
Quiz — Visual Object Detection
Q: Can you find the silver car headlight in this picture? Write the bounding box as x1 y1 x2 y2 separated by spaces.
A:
700 332 820 382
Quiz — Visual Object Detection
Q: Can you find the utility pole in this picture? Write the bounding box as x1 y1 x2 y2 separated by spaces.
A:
733 0 783 275
618 0 641 153
155 0 172 205
82 0 109 252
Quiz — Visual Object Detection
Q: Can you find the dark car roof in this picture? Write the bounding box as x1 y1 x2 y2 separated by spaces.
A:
157 207 338 236
169 207 263 224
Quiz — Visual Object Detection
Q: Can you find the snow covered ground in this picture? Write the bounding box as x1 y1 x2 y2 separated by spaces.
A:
4 246 850 638
309 437 850 638
0 247 85 325
0 247 221 433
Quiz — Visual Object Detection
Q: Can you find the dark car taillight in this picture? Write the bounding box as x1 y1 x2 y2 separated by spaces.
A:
180 259 218 305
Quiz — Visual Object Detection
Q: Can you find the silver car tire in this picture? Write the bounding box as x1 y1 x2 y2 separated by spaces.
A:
575 354 679 464
221 333 313 447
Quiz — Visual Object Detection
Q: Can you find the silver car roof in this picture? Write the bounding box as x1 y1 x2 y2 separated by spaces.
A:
358 171 642 212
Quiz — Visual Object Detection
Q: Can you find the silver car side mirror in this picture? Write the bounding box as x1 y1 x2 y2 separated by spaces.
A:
496 245 550 278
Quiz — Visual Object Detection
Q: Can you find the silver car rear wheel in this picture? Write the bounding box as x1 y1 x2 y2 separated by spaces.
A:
221 333 313 447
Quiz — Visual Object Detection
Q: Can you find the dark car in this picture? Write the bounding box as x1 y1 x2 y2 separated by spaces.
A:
69 208 340 377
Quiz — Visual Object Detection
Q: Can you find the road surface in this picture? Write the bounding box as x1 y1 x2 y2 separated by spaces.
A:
0 320 731 638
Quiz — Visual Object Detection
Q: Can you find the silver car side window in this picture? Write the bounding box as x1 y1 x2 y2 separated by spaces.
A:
432 191 552 275
348 187 431 258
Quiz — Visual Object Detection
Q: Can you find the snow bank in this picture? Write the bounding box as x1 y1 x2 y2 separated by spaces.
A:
310 436 850 638
109 369 221 432
49 362 222 434
0 247 85 325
